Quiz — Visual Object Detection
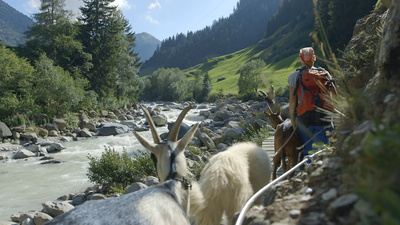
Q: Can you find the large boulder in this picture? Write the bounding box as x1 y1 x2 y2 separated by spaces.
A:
223 127 245 142
98 123 129 136
197 132 216 149
45 123 58 132
214 109 233 121
46 143 66 153
20 132 38 141
0 122 12 138
23 144 40 153
125 182 148 194
53 119 67 131
199 110 211 118
152 114 168 126
42 201 74 217
38 128 49 138
33 212 53 225
13 149 35 159
121 121 139 129
82 122 97 132
167 122 191 140
80 128 92 137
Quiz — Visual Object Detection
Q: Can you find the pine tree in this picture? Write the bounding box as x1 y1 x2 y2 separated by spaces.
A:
79 0 141 102
34 0 70 25
22 0 92 77
200 72 212 102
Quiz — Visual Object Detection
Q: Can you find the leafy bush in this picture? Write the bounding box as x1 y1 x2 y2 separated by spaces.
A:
64 113 80 130
240 124 273 146
87 147 156 187
141 68 189 101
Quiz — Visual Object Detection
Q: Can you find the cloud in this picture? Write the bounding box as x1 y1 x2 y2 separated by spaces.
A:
25 0 40 13
112 0 132 10
146 0 161 24
148 0 161 10
146 14 159 24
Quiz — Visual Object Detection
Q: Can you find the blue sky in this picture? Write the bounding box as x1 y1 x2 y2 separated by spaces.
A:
3 0 239 41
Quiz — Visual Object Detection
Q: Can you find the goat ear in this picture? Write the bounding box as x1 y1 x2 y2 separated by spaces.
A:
177 123 199 152
133 131 157 153
277 108 281 115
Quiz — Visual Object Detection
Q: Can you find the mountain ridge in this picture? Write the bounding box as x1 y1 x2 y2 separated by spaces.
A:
0 0 33 46
134 32 161 63
140 0 281 75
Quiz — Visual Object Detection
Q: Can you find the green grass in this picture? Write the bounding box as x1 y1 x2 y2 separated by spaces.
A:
184 45 301 95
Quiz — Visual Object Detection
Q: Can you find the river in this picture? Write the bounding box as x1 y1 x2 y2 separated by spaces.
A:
0 104 207 221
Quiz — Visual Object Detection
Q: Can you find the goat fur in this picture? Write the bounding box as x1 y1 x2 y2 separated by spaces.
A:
44 180 190 225
189 142 271 225
44 106 199 225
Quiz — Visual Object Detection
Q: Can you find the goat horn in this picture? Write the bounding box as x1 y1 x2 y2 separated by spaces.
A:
168 105 193 142
140 105 161 144
266 102 274 114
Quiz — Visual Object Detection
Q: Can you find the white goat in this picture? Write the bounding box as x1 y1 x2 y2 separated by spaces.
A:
135 106 272 225
44 106 199 225
189 142 271 225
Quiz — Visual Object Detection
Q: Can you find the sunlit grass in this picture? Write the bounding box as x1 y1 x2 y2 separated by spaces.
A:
185 46 300 95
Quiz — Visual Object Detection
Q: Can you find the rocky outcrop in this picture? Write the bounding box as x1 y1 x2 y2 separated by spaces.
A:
235 155 365 225
97 123 130 136
0 122 12 140
343 5 386 88
12 150 35 159
42 201 74 217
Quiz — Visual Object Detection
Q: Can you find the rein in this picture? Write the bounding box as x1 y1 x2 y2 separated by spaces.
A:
273 125 299 158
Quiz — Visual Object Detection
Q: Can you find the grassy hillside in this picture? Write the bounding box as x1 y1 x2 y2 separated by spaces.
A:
185 44 301 95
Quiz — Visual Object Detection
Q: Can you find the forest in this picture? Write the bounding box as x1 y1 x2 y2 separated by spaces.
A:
0 0 377 124
140 0 280 74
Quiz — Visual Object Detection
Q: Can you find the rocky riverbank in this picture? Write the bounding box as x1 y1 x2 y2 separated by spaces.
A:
0 100 279 162
0 99 279 224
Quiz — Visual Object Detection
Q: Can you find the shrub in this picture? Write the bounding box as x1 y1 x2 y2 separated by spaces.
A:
241 124 273 146
87 147 156 187
237 59 266 99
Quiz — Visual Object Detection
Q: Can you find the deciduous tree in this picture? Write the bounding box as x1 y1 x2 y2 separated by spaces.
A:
238 59 266 98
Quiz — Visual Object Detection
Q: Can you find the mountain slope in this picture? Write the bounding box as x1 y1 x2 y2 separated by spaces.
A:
140 0 280 75
184 44 300 95
184 0 377 95
0 0 33 46
134 32 161 62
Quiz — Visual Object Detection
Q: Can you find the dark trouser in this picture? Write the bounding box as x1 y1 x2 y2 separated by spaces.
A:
297 121 333 159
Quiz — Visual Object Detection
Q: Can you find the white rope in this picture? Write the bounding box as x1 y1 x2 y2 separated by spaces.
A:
234 149 327 225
